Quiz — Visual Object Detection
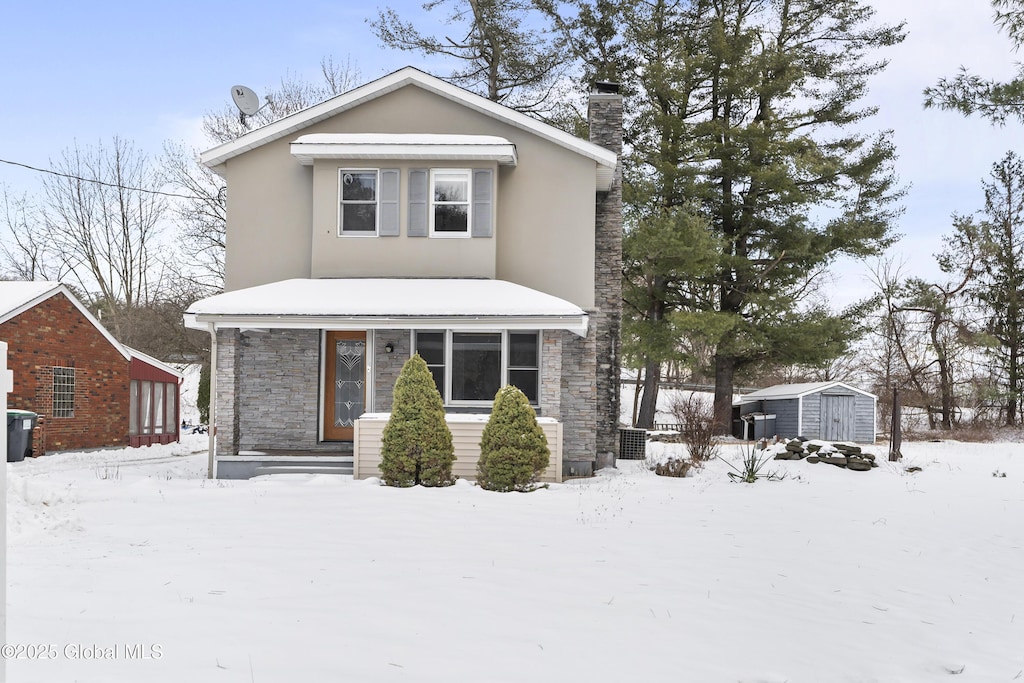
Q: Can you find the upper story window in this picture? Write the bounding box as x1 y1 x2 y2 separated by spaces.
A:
430 169 471 236
338 168 400 237
339 169 379 235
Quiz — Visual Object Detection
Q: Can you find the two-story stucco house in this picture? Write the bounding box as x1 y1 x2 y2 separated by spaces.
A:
184 67 622 480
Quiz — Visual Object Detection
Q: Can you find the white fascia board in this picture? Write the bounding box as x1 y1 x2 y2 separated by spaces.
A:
291 142 517 166
185 313 588 338
200 67 615 174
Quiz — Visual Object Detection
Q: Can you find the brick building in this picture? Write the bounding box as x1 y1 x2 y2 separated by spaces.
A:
0 281 180 453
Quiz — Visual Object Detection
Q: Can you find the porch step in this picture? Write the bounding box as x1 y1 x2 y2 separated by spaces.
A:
254 464 353 476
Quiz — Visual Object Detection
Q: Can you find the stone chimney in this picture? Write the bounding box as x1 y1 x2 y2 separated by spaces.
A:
588 82 623 469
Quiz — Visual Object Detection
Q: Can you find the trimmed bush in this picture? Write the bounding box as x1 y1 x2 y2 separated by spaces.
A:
379 354 455 487
477 385 550 492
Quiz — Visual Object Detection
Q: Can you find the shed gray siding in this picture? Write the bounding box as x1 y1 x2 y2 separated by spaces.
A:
804 389 875 442
763 398 800 437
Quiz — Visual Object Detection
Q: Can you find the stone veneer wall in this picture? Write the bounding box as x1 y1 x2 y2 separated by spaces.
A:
588 90 624 467
559 329 597 465
539 330 562 419
372 330 410 412
215 329 240 458
236 329 321 451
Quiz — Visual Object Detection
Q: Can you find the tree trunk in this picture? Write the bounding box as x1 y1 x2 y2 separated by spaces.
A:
635 359 661 429
1008 342 1019 426
712 354 735 435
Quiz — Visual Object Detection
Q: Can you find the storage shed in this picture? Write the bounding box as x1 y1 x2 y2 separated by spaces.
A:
734 381 877 443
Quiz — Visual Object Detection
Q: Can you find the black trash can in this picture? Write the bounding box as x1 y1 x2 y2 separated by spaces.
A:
7 410 38 462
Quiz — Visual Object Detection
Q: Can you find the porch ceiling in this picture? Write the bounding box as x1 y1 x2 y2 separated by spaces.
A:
184 278 589 337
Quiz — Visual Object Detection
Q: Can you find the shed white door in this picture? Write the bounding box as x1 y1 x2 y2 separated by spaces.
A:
820 394 856 441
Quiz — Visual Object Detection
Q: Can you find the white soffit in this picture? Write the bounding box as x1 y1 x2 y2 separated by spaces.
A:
290 133 518 166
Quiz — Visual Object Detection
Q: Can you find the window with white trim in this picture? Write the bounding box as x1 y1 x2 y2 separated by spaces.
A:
52 367 75 418
413 330 540 405
430 169 470 235
339 169 378 235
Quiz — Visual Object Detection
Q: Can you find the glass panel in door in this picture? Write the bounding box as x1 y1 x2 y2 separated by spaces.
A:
324 331 366 441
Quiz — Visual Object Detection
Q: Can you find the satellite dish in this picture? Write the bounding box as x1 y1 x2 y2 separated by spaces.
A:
231 85 261 116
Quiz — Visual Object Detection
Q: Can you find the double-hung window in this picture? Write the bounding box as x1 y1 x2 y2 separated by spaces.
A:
430 169 471 235
339 169 379 235
413 331 540 406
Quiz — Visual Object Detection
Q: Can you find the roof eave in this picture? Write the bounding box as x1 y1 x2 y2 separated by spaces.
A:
199 67 617 172
185 313 589 338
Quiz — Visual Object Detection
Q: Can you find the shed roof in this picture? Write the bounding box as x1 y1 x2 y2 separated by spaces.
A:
739 381 876 402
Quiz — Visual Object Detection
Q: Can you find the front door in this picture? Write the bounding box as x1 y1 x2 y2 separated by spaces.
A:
324 331 367 441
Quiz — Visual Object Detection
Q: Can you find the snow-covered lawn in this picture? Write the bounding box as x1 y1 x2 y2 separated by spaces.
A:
6 436 1024 682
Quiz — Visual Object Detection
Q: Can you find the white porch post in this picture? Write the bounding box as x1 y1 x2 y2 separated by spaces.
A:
1 341 12 682
207 323 217 479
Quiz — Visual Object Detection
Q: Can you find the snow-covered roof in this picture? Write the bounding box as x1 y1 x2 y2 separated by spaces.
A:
739 381 876 402
200 67 616 188
0 280 60 321
184 278 588 336
290 133 518 166
0 281 130 360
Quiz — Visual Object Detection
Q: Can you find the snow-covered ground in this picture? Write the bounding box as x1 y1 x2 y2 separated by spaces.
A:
6 436 1024 682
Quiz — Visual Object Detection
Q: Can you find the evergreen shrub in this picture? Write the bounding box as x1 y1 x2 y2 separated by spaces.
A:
380 354 455 487
477 385 550 492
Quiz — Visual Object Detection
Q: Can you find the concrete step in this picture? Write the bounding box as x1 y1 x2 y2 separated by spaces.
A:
254 464 353 476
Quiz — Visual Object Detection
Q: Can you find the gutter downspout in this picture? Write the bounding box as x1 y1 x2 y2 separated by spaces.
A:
207 322 217 479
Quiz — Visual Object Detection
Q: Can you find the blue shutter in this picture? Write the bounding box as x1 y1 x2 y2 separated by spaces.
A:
471 168 493 238
379 169 400 236
408 169 428 237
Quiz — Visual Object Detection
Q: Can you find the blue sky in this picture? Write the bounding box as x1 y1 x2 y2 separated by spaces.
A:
1 0 1021 298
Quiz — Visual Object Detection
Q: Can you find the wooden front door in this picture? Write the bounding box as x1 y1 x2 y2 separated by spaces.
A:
323 331 367 441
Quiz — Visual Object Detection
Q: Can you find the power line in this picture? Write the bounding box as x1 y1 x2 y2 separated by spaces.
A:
0 157 205 201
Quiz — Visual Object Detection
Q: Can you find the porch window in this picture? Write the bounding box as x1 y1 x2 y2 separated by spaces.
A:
413 330 539 405
430 169 470 235
130 379 178 436
339 169 378 234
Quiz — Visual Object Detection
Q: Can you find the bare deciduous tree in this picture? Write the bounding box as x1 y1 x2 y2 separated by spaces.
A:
40 137 166 341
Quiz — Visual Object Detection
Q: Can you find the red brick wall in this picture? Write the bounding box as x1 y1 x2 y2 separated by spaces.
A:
1 293 129 452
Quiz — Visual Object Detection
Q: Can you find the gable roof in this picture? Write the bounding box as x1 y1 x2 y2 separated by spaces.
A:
200 66 617 177
739 381 876 402
0 281 130 360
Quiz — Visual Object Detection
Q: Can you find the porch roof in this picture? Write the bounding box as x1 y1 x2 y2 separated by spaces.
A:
183 278 589 336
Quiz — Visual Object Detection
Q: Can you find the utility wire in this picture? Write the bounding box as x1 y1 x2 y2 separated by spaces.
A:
0 157 204 200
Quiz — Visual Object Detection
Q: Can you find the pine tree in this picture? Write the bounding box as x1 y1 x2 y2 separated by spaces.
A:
477 385 550 492
380 354 455 487
924 0 1024 125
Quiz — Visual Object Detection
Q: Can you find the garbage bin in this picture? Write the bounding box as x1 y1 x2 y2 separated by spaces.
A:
7 410 38 462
